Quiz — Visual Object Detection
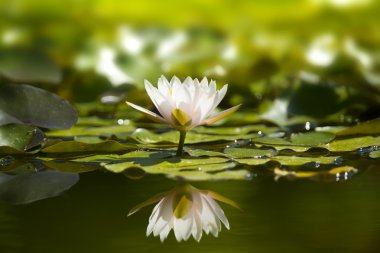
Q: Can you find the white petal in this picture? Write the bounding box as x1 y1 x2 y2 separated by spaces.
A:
201 104 241 125
173 214 193 242
157 76 171 96
192 210 203 242
153 196 174 236
159 224 172 242
199 77 208 89
209 80 216 92
126 102 167 124
200 194 220 232
204 196 230 230
144 81 175 123
215 84 228 105
147 201 163 236
172 79 191 111
199 93 219 121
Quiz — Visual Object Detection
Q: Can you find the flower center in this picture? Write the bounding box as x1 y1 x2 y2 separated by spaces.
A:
171 108 192 127
173 194 193 218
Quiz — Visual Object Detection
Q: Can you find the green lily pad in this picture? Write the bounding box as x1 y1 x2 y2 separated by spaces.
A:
224 147 277 158
47 124 135 137
235 155 340 166
324 136 380 152
0 84 77 129
369 150 380 159
185 148 226 157
41 140 137 154
290 132 335 146
77 150 243 180
253 136 290 146
0 124 45 151
43 160 100 173
101 150 233 173
336 118 380 136
131 128 259 144
194 125 278 135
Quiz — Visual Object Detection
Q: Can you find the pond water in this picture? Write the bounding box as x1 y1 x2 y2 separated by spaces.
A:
1 164 380 253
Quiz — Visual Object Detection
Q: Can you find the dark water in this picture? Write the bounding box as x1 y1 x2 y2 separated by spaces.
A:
1 167 380 253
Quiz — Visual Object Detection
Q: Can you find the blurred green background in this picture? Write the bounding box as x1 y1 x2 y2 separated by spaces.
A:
1 0 379 119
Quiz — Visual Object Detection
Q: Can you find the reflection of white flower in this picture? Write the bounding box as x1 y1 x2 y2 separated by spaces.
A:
126 76 240 131
128 184 239 242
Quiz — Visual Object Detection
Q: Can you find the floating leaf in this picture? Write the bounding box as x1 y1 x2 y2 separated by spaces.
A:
290 132 335 146
235 155 340 166
47 124 135 137
253 136 290 146
185 148 226 157
102 150 233 173
43 160 100 173
336 118 380 136
324 136 380 152
41 140 137 154
0 124 45 151
0 84 78 129
369 150 380 159
194 125 278 135
224 147 277 158
131 128 259 144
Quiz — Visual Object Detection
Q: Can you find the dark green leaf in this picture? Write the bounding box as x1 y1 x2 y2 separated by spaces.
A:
0 124 45 151
0 84 78 129
336 118 380 136
290 132 335 146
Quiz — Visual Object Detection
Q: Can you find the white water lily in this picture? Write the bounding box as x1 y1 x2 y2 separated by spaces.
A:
126 76 241 156
128 184 239 242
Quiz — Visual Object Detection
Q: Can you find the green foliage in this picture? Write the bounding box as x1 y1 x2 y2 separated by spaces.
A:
0 84 77 129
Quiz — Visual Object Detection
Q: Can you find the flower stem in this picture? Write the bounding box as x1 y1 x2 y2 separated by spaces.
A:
176 131 187 157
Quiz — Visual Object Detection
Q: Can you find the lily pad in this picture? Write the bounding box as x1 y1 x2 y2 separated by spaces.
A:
336 118 380 136
224 147 277 158
43 160 100 173
0 124 45 151
235 155 340 166
369 150 380 159
185 148 226 157
41 140 137 154
324 136 380 152
131 128 259 144
47 124 135 137
101 150 233 173
194 125 278 135
0 84 78 129
290 132 335 146
253 136 291 146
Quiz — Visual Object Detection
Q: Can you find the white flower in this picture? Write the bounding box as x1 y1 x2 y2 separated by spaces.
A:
126 76 240 131
128 184 239 242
